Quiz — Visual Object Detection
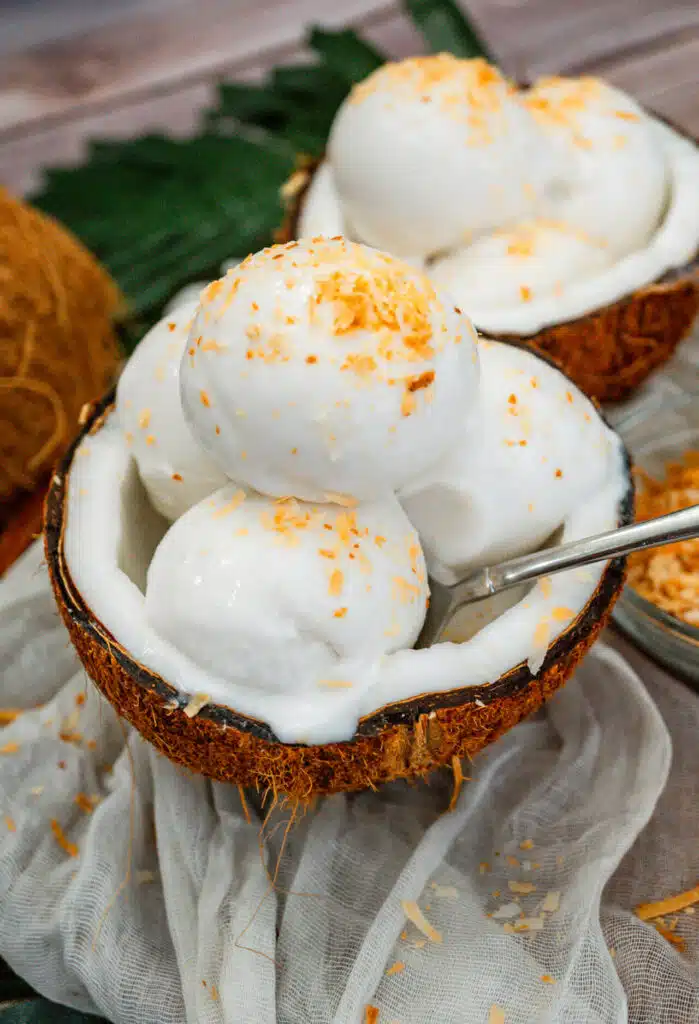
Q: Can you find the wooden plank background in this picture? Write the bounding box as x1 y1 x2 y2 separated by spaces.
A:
0 0 698 196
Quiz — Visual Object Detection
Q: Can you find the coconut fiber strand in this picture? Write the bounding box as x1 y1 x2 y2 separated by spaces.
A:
1 542 699 1023
0 187 120 504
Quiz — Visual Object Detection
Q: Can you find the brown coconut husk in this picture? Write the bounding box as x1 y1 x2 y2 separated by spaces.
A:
44 389 631 801
0 188 121 507
276 150 699 405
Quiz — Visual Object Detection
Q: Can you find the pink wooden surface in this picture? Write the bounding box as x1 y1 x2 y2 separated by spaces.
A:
0 0 697 195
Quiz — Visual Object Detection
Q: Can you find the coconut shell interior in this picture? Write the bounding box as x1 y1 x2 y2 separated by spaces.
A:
277 133 699 406
44 390 631 800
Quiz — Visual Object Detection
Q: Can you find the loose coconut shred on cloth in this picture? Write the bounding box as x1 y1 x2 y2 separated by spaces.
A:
1 543 698 1023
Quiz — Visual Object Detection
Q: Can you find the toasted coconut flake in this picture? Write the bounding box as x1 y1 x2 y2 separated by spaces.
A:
541 974 556 984
75 792 97 814
520 839 534 850
365 1006 380 1024
51 819 78 858
324 491 358 508
430 883 459 900
653 923 686 950
183 693 210 719
541 891 561 913
635 884 699 920
401 900 443 943
489 1006 506 1024
62 708 81 733
0 709 22 725
513 917 544 932
448 755 464 812
492 903 522 920
59 730 82 745
0 742 19 755
386 961 405 976
280 169 310 201
509 881 536 894
506 855 520 868
628 455 699 626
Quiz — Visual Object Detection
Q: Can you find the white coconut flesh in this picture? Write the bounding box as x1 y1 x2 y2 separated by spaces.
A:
63 328 626 747
300 61 699 336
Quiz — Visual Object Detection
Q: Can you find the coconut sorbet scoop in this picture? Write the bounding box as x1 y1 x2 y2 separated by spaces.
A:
46 236 630 794
289 55 699 403
180 237 479 503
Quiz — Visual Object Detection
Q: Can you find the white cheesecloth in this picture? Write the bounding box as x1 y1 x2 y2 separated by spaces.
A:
1 284 698 1024
0 537 697 1024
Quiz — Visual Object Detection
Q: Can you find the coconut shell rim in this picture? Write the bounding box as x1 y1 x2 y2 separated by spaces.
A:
44 378 632 750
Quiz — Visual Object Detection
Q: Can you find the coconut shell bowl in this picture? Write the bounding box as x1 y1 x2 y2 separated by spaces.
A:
44 237 632 801
278 56 699 405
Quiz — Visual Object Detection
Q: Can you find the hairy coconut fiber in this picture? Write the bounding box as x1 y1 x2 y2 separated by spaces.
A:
0 187 121 506
276 158 699 405
44 391 631 800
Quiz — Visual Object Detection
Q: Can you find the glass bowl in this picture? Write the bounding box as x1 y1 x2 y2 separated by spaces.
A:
612 389 699 686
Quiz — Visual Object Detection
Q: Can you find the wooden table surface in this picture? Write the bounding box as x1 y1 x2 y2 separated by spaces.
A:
1 0 698 197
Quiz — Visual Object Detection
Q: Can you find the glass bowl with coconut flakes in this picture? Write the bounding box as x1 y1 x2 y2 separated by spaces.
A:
613 390 699 684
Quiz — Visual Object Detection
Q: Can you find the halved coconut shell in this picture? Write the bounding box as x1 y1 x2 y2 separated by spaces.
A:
44 386 631 800
276 151 699 405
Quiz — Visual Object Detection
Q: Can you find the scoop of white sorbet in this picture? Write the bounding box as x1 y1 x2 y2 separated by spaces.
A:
401 339 618 575
116 302 228 521
524 76 668 259
430 219 615 312
145 485 428 715
327 55 551 259
180 237 479 503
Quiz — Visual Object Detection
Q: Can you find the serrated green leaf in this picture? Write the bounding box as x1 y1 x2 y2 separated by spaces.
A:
403 0 491 58
213 82 290 120
34 132 293 349
0 999 107 1024
308 27 384 84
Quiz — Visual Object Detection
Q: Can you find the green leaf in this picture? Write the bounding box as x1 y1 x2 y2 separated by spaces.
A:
307 27 384 84
0 999 107 1024
403 0 491 58
34 132 294 350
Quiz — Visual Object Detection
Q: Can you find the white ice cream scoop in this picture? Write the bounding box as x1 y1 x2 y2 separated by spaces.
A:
401 339 619 576
180 236 480 504
145 484 428 704
327 55 552 259
115 301 228 521
297 161 347 240
523 76 668 259
429 219 614 313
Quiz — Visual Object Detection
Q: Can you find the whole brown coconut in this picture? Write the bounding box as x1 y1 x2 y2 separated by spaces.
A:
0 188 121 571
44 388 631 802
276 154 699 405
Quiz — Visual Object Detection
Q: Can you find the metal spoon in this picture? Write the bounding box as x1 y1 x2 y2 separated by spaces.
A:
415 503 699 649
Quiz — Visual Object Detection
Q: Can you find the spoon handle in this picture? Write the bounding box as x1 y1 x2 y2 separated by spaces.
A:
454 503 699 605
